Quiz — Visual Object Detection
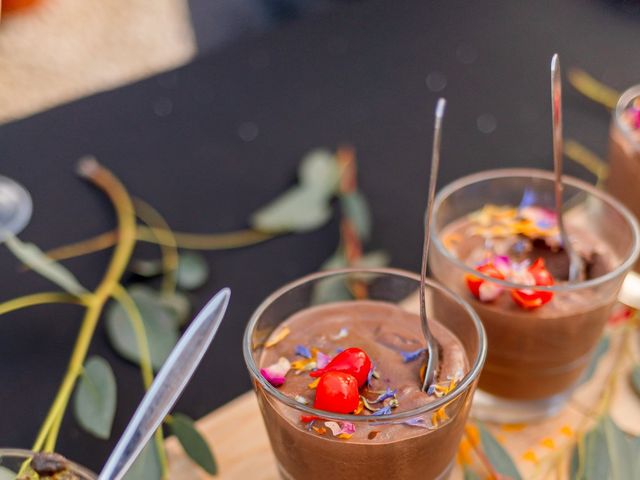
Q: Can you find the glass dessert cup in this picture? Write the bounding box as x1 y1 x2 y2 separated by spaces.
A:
0 449 96 479
430 168 640 423
243 268 486 480
606 84 640 271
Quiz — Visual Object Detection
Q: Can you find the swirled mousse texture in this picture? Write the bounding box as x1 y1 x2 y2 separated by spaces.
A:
433 205 619 400
256 300 472 480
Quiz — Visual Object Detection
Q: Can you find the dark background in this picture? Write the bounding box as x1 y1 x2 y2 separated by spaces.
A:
0 0 638 472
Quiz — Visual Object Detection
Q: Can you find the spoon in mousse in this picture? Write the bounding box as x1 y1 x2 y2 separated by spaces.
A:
421 98 446 392
551 53 585 282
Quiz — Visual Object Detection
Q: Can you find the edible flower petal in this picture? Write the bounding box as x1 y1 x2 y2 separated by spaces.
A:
372 388 397 404
371 405 392 416
308 377 320 389
404 417 433 429
331 327 349 340
260 357 291 387
315 351 332 370
295 345 312 359
400 348 426 363
294 395 309 405
324 421 356 439
264 327 290 348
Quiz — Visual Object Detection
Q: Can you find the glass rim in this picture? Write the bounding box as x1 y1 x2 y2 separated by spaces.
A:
614 84 640 148
242 267 487 422
431 168 640 293
0 448 96 478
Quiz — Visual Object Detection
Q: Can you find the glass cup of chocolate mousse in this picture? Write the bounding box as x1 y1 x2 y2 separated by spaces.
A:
243 268 486 480
430 168 640 423
607 84 640 270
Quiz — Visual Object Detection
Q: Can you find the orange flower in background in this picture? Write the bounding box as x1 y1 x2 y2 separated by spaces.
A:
457 424 480 465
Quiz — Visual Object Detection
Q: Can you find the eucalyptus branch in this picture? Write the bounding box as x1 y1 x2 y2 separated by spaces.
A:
41 226 275 264
112 284 169 476
0 292 87 315
133 198 179 297
33 158 138 453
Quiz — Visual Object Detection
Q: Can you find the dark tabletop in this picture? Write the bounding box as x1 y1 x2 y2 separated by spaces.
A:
0 0 638 472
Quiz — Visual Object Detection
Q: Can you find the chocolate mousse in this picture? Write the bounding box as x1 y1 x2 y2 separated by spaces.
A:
433 203 619 400
607 87 640 270
256 300 469 480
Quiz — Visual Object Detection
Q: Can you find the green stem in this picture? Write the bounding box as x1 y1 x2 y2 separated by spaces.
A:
0 292 87 315
33 159 138 453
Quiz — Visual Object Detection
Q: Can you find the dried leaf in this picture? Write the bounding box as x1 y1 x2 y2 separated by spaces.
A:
73 356 117 440
250 186 333 233
569 421 609 479
177 251 209 291
579 335 610 385
603 416 635 480
170 413 218 475
478 423 522 480
106 285 179 370
123 441 162 480
340 191 372 241
630 364 640 399
298 149 340 198
5 234 87 296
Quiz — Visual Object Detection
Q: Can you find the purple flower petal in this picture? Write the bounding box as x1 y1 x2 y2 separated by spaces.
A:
315 351 331 369
295 345 312 359
373 388 397 404
400 348 426 363
371 405 392 416
260 357 291 387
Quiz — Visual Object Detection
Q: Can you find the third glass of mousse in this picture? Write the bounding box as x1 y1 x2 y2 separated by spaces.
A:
430 169 639 422
243 268 486 480
607 84 640 270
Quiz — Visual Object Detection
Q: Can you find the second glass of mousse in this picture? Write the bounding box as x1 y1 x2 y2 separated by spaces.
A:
430 168 639 422
243 268 486 480
607 84 640 270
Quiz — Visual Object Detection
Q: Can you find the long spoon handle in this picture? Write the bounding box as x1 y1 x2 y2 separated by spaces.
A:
98 288 231 480
420 98 445 391
551 54 583 281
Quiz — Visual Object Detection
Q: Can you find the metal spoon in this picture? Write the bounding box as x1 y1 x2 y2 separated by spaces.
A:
420 98 445 392
551 54 585 282
98 288 231 480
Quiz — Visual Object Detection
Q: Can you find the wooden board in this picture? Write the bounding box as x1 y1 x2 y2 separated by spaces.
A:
167 318 640 479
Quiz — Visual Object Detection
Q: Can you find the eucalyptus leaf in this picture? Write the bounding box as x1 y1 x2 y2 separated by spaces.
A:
311 275 353 305
4 234 87 296
123 440 162 480
478 423 521 480
463 467 481 480
579 335 610 385
177 252 209 291
73 356 117 439
129 259 163 278
106 285 179 370
321 249 348 270
603 415 635 480
298 149 340 198
160 291 191 326
250 186 333 233
0 467 16 480
569 422 609 479
340 191 372 241
630 364 640 399
170 413 218 475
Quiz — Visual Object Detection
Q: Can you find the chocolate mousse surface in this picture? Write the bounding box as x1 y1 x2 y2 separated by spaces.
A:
436 204 619 400
256 300 472 480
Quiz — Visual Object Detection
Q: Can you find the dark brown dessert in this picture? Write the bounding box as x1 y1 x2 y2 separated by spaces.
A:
433 204 619 400
16 453 81 480
256 300 470 480
607 90 640 270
